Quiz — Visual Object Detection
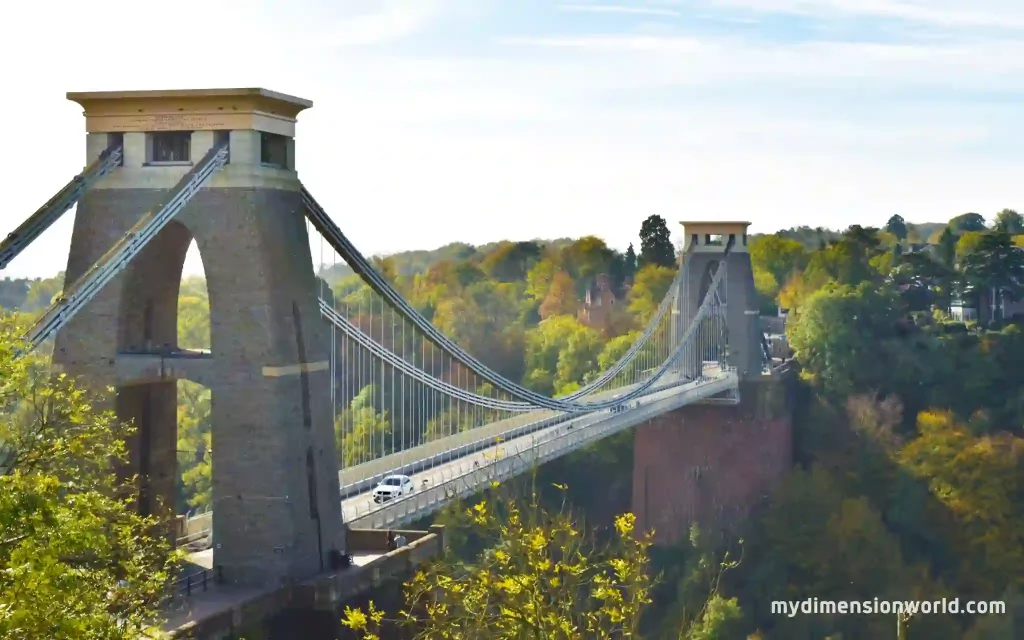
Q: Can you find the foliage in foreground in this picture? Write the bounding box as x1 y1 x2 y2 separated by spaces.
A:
0 315 179 639
342 484 741 639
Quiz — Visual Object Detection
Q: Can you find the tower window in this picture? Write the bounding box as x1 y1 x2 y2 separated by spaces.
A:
147 131 192 164
106 133 125 166
214 130 231 164
260 132 289 168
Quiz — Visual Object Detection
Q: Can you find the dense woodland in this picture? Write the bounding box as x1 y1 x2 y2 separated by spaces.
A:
3 209 1024 638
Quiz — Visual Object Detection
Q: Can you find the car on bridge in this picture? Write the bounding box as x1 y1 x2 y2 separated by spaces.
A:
373 474 414 503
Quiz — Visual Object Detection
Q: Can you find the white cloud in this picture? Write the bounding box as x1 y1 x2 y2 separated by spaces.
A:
559 3 683 17
1 0 1022 280
689 0 1024 29
297 0 450 48
496 33 1024 90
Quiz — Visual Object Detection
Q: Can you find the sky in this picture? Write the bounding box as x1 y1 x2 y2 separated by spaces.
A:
2 0 1022 278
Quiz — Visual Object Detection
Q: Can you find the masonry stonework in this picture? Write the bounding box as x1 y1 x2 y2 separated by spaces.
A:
631 368 793 543
53 89 345 587
637 222 790 545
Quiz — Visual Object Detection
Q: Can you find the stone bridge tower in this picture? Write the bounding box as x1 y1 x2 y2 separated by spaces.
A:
53 88 344 586
636 221 793 545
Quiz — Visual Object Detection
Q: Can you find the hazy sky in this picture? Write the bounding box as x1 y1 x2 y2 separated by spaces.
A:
2 0 1022 278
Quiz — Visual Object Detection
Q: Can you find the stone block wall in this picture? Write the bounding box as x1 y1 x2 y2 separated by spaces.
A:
631 376 793 546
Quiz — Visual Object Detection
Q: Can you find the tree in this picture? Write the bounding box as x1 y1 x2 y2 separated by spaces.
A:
948 213 987 233
749 235 807 301
624 243 638 281
937 227 958 268
639 215 676 268
523 316 602 395
538 271 578 320
481 241 543 283
343 490 654 639
786 282 902 397
958 231 1024 319
628 265 676 325
0 315 178 639
562 236 615 286
885 214 908 241
993 209 1024 235
899 411 1024 594
177 381 212 509
342 488 743 639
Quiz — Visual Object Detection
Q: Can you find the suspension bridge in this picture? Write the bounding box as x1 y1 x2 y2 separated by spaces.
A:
1 89 790 615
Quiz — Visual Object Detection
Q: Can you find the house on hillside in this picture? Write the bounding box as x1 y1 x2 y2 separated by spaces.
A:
577 274 620 332
951 289 1024 324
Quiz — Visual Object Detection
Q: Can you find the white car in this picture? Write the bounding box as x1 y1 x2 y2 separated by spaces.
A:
373 474 414 503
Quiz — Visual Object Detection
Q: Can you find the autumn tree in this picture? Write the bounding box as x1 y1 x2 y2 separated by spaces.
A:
899 411 1024 594
481 241 542 282
538 270 578 320
343 486 744 639
749 235 807 305
639 215 676 268
0 315 178 638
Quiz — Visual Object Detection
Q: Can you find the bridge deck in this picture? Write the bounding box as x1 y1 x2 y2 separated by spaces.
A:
342 370 737 529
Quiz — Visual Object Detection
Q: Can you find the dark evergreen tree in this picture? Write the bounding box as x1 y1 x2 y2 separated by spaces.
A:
638 215 675 268
624 243 637 279
885 214 908 241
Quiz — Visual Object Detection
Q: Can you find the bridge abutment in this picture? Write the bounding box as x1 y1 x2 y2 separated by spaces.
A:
54 89 345 587
632 375 793 545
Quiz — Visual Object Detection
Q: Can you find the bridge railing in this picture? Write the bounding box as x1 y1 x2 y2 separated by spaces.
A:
171 565 223 598
344 371 737 529
336 373 692 501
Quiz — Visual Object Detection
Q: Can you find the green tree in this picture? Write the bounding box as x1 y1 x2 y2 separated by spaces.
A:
937 227 958 268
0 315 178 639
639 215 676 268
628 264 676 325
948 212 987 233
335 385 393 466
21 273 65 314
885 214 909 241
786 282 901 397
993 209 1024 235
523 316 603 395
624 243 638 280
561 236 615 286
958 231 1024 320
177 381 212 509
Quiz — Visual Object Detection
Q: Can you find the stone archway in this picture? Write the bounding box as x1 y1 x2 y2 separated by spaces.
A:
114 220 194 518
55 182 344 586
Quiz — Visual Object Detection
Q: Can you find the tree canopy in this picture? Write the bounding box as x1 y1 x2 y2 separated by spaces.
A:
0 315 178 639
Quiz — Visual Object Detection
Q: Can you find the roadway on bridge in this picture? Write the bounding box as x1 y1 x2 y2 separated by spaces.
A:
339 408 588 524
340 367 730 528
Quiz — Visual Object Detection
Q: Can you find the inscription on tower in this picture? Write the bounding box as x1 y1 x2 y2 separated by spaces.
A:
111 114 230 131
